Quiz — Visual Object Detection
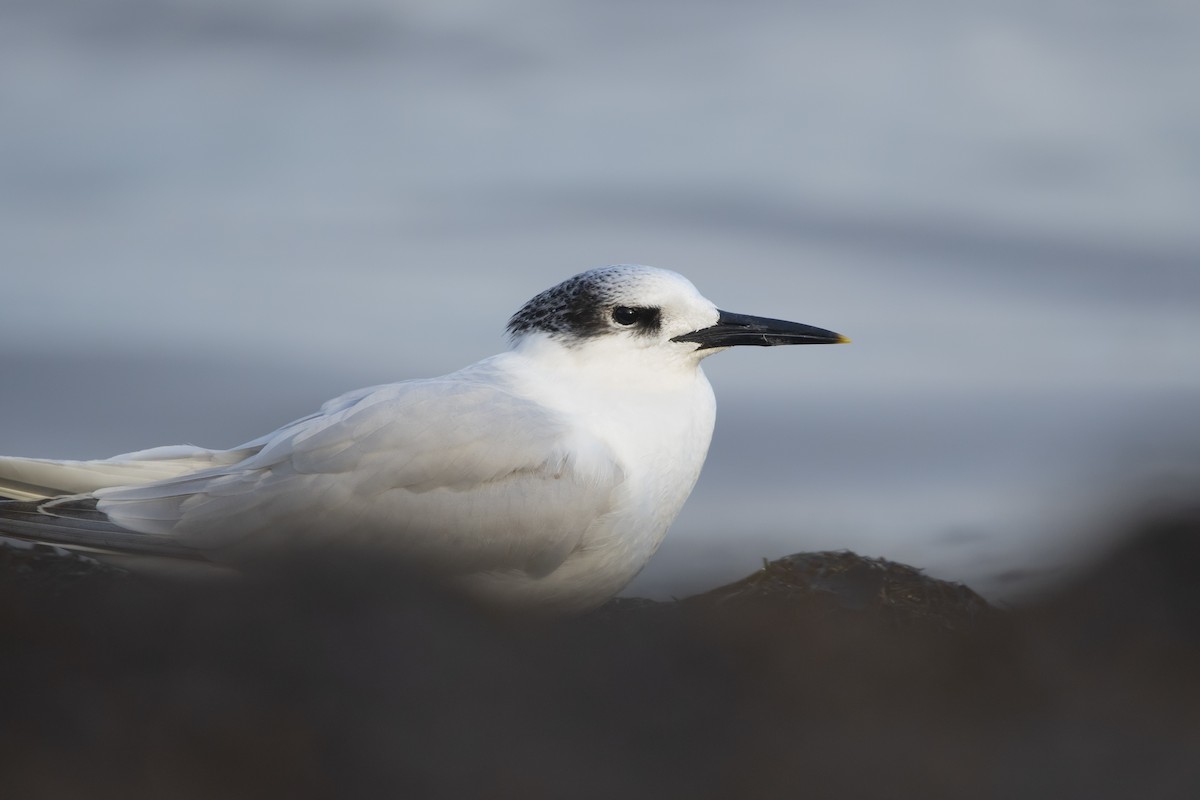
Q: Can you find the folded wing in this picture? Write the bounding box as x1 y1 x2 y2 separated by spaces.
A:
2 370 624 579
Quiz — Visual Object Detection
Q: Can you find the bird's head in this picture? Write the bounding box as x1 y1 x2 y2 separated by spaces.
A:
506 264 848 372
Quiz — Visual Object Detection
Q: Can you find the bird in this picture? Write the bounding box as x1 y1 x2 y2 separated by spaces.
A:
0 265 847 614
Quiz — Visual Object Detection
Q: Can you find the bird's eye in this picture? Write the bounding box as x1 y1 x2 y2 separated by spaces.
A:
612 306 641 326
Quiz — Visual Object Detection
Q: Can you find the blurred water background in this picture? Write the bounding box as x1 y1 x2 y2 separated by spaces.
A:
2 0 1197 601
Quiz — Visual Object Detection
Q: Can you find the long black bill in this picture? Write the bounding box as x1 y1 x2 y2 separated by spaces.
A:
671 309 850 350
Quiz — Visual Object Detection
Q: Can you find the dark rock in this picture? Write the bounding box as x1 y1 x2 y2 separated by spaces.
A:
0 542 127 588
2 509 1199 799
682 550 994 634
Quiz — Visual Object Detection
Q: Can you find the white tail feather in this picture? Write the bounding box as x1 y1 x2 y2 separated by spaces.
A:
0 445 260 501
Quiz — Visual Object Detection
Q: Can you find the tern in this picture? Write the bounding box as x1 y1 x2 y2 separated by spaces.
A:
0 265 847 613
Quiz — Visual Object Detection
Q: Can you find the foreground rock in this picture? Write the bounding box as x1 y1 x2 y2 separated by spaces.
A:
2 511 1199 800
684 550 993 631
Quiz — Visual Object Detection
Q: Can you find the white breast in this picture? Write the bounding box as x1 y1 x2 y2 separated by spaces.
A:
461 346 718 611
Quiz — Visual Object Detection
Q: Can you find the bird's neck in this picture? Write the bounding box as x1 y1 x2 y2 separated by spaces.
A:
489 340 717 482
506 333 703 393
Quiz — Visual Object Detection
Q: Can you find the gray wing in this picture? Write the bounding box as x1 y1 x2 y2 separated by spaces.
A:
15 372 625 578
0 496 203 558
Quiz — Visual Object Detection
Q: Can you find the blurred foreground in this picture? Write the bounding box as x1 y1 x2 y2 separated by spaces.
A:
3 504 1200 799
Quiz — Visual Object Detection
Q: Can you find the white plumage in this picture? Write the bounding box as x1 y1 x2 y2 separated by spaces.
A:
0 265 845 613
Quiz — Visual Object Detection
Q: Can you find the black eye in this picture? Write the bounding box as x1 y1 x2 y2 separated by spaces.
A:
612 306 641 326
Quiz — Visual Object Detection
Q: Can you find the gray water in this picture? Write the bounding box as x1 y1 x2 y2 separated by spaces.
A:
2 0 1198 600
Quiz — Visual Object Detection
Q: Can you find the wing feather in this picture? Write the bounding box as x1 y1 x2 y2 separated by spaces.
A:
89 369 624 577
0 446 260 501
